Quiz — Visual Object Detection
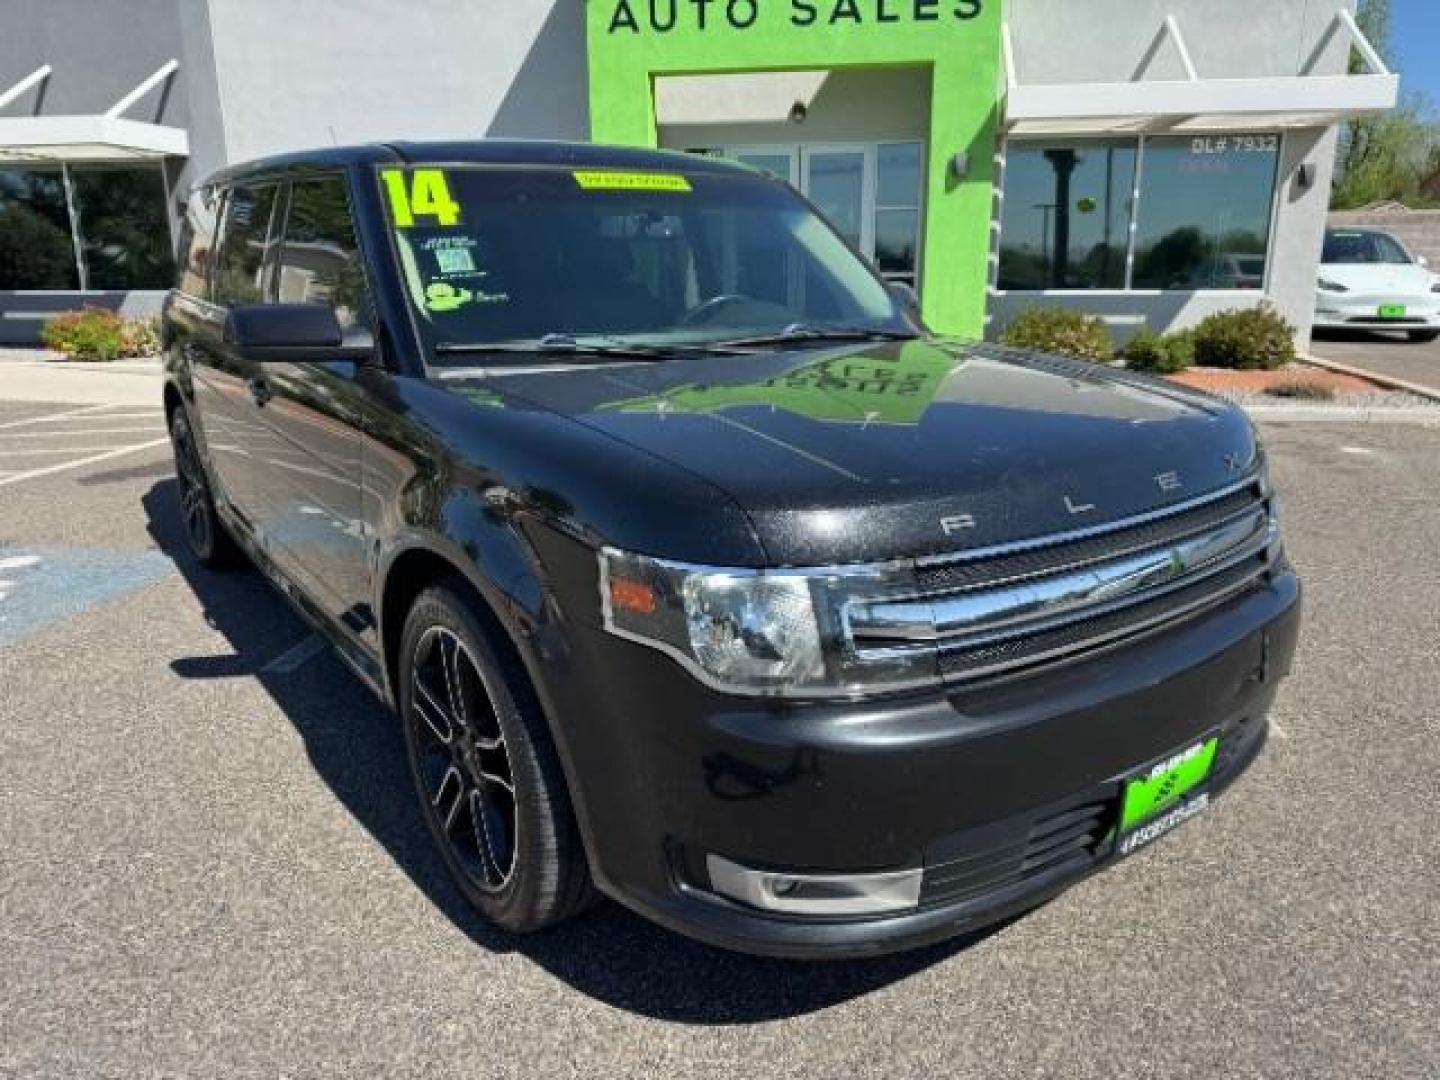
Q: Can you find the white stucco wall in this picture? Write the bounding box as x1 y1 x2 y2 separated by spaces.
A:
199 0 589 173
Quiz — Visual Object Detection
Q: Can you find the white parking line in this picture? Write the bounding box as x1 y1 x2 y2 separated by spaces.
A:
0 427 165 439
0 403 116 431
261 634 327 674
0 439 169 489
22 411 160 423
0 446 120 457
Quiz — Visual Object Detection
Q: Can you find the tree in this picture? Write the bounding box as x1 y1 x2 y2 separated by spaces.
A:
1332 0 1440 209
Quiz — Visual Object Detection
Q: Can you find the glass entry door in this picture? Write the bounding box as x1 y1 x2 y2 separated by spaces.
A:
804 146 868 254
719 143 922 289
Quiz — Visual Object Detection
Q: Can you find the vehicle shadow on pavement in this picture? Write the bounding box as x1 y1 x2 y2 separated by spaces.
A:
143 479 995 1023
1310 328 1417 347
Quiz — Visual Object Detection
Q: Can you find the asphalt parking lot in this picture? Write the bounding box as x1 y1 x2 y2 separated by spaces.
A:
1311 329 1440 393
1 394 1438 1078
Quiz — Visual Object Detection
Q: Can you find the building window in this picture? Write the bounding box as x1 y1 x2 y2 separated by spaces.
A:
0 167 79 290
0 162 174 292
1132 136 1280 290
997 142 1136 291
874 142 923 289
697 141 925 291
998 134 1281 293
69 165 177 290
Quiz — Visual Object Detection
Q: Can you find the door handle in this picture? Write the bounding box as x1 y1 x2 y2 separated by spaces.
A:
248 378 273 408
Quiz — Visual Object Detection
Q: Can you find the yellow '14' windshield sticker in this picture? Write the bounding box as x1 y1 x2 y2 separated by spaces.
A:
573 170 692 193
382 168 461 227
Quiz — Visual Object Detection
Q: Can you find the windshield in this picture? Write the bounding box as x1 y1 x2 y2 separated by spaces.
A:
378 164 908 358
1322 230 1413 266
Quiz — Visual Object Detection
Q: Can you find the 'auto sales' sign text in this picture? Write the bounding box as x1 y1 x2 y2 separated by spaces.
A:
606 0 983 34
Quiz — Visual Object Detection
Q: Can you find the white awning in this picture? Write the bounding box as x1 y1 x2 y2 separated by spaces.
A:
0 60 187 162
1003 9 1399 137
0 115 188 161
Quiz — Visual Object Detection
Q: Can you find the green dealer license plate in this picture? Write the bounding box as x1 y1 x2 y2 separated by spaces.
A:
1378 304 1408 319
1116 735 1219 857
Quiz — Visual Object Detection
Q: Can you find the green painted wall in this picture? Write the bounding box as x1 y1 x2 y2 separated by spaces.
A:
584 0 1003 336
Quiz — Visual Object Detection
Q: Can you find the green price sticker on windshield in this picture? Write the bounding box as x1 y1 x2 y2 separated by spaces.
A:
573 170 691 193
382 168 461 228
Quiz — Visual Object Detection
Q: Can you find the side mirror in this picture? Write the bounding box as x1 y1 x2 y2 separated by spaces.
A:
224 303 373 362
886 281 924 327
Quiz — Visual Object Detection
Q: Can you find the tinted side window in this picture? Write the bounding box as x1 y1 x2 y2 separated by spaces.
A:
277 177 369 335
213 184 280 306
177 185 221 299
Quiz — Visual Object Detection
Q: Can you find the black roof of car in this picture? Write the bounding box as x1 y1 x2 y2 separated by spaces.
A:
203 139 751 188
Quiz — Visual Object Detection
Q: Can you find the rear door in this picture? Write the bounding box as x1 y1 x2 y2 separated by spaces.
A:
191 181 285 531
247 173 373 644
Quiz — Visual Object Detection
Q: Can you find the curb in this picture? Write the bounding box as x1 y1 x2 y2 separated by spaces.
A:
1243 406 1440 423
4 360 161 377
1301 353 1440 405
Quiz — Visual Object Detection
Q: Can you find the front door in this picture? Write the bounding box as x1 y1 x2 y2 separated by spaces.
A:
249 174 374 649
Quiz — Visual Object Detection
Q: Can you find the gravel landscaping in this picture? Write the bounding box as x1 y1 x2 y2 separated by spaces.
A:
1205 387 1440 410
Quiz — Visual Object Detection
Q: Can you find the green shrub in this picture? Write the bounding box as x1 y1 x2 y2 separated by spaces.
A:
999 308 1114 363
41 308 160 361
1119 329 1196 374
1191 306 1296 371
120 316 162 357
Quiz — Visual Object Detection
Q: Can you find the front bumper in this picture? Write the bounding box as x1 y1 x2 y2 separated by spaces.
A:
543 568 1301 959
1314 294 1440 331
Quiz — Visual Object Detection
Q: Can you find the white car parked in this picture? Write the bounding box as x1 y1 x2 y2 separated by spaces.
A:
1314 228 1440 343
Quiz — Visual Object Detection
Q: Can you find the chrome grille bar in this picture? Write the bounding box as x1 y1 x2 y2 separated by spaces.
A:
847 505 1276 657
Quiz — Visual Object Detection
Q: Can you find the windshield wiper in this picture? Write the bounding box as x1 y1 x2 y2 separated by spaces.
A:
435 334 673 363
717 324 919 349
436 333 753 362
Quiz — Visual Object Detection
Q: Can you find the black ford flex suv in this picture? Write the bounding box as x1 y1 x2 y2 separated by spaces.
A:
162 142 1300 958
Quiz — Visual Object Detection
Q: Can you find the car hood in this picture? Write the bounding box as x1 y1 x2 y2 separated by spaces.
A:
1320 262 1438 296
437 338 1259 566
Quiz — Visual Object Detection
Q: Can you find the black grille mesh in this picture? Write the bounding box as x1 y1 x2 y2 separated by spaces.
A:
921 798 1112 908
918 483 1265 594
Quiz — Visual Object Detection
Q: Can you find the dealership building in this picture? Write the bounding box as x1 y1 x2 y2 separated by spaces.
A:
0 0 1398 343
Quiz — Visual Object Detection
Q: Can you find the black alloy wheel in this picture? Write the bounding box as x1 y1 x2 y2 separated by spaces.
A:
409 624 519 892
398 582 593 932
169 408 239 569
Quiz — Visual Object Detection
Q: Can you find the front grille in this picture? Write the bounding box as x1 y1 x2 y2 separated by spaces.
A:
938 555 1267 681
846 477 1277 685
921 797 1113 908
916 485 1260 595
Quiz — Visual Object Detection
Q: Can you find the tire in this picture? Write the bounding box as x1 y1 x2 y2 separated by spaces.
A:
1407 330 1440 344
398 580 593 933
169 407 241 569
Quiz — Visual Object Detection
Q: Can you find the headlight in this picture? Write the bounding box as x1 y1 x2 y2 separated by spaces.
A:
1318 278 1349 293
600 548 934 698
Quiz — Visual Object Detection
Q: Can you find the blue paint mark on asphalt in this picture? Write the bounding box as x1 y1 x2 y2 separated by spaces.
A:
0 547 175 648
